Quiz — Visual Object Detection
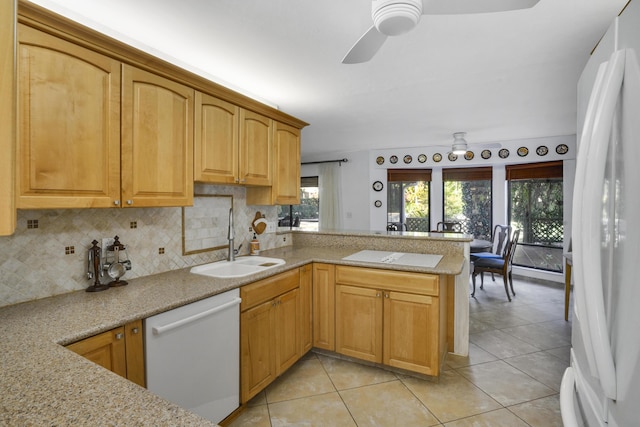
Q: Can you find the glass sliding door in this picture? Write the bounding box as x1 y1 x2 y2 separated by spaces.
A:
387 169 431 232
442 167 492 239
507 161 564 272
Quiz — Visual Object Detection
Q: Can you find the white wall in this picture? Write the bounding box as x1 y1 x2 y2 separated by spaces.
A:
305 135 577 282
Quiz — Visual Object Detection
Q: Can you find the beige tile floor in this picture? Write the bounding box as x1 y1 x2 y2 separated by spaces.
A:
229 276 571 426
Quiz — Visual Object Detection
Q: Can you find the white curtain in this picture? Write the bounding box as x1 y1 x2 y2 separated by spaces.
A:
319 163 343 230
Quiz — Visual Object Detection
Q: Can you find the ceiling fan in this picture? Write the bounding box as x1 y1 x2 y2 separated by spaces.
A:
437 132 502 155
342 0 540 64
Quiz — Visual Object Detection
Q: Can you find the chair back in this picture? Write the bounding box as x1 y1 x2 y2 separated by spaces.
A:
492 224 512 257
436 221 462 232
504 229 521 265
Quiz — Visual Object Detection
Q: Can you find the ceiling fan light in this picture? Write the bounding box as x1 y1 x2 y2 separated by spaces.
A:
451 132 468 154
452 144 467 155
373 1 422 36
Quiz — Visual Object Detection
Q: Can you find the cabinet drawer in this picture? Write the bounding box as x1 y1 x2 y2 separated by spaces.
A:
241 269 300 311
335 266 439 296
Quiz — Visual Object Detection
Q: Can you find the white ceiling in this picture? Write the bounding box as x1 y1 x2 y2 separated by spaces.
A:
31 0 627 160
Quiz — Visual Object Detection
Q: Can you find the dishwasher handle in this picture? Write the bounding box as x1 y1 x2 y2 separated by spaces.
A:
152 297 242 335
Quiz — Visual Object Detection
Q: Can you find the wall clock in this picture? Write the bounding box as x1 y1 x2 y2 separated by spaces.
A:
372 181 384 191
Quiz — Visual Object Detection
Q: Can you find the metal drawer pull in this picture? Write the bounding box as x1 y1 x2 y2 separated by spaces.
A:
152 297 242 335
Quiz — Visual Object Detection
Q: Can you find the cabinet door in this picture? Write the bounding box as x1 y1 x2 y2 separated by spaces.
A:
246 121 300 205
335 285 383 363
0 0 16 235
312 263 335 351
67 327 127 378
17 24 121 209
299 264 313 354
383 291 439 376
121 65 194 207
124 319 145 387
275 288 300 375
239 109 272 186
241 300 276 403
272 122 301 204
194 92 239 184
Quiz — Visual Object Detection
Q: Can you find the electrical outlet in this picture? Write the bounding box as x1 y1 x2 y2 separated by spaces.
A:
266 221 276 233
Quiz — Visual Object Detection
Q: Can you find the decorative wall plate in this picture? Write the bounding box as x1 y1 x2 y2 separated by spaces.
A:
418 154 427 163
403 155 412 164
433 153 442 162
481 149 492 159
499 148 510 159
556 144 569 154
448 152 458 161
374 200 382 208
464 151 474 161
376 156 385 165
536 145 549 156
372 180 384 191
517 147 529 157
389 155 398 164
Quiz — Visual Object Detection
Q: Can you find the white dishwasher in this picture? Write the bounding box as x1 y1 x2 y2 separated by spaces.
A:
145 288 241 423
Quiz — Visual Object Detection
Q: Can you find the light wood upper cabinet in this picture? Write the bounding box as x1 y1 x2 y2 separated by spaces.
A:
239 109 272 186
194 92 239 184
121 65 193 207
16 27 193 209
66 319 145 387
246 121 301 205
195 94 272 187
0 0 16 235
16 24 121 209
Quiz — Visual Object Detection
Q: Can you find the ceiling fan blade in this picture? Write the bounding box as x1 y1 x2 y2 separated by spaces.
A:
342 26 388 64
423 0 540 15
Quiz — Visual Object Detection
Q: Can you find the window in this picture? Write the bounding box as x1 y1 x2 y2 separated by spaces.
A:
507 161 563 272
387 169 431 231
443 167 492 238
277 176 319 231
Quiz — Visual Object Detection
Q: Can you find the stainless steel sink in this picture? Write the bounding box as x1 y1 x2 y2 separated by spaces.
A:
190 256 285 278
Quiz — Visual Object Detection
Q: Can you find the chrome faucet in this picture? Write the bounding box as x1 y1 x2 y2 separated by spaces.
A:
228 207 235 261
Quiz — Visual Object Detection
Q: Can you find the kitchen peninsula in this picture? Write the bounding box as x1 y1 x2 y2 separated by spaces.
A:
0 231 469 425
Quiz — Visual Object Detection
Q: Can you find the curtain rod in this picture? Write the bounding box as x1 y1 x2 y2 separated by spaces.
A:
301 158 349 166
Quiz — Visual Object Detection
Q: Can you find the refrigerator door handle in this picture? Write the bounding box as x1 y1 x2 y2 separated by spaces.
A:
581 48 626 400
560 367 580 427
572 60 609 377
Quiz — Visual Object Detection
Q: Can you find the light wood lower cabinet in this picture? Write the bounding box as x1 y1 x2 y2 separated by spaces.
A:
240 268 310 404
334 266 445 376
66 320 145 387
299 264 313 354
312 263 335 351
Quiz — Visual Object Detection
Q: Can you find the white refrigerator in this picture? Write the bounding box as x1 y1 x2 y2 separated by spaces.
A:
560 1 640 426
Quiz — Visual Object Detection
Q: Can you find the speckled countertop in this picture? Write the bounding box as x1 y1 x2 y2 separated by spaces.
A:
0 244 465 426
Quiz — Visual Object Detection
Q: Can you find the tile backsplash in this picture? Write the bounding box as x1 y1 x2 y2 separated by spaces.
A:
0 184 289 308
